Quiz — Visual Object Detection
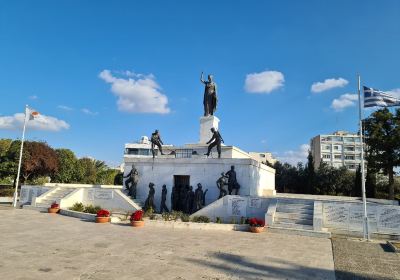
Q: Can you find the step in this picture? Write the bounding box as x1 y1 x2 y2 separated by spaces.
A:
268 226 331 238
277 203 313 209
274 217 313 225
276 207 313 215
275 212 313 220
278 199 314 205
272 221 314 230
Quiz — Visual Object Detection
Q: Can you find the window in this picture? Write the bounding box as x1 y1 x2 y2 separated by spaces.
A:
259 154 266 158
344 146 355 151
332 136 342 142
322 154 331 159
333 145 341 150
175 149 193 158
125 148 151 156
345 155 355 160
346 164 356 170
344 137 355 142
334 155 342 159
323 145 331 150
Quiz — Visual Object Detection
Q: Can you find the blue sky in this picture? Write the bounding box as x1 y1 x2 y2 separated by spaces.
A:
1 0 399 166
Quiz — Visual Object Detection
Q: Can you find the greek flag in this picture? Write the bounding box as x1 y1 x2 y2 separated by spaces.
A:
363 86 400 108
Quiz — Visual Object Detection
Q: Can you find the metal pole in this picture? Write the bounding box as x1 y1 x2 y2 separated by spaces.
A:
358 75 370 240
12 105 28 208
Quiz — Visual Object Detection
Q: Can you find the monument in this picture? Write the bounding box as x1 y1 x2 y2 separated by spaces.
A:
122 71 276 213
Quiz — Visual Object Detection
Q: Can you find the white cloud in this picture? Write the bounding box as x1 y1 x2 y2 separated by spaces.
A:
244 70 284 94
0 113 70 131
57 105 74 111
29 95 38 100
81 108 98 116
99 69 170 114
311 78 348 93
277 144 310 165
388 88 400 98
331 93 358 111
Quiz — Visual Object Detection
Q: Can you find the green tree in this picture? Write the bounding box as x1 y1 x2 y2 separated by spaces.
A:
353 165 362 197
52 149 79 183
304 152 316 194
364 108 400 200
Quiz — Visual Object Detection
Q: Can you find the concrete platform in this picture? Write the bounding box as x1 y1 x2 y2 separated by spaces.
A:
0 208 335 280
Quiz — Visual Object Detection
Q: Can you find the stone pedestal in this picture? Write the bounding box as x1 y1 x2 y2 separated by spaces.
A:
199 116 220 144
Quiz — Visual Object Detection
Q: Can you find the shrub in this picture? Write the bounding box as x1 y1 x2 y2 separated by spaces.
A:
130 210 144 221
70 202 84 212
50 202 59 209
248 218 265 227
96 209 110 217
215 217 222 224
161 211 182 221
192 215 210 223
240 216 246 224
229 218 236 224
180 213 190 222
83 205 101 214
0 187 14 197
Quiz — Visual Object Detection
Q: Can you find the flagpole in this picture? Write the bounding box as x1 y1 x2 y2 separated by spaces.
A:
358 75 370 240
12 105 29 208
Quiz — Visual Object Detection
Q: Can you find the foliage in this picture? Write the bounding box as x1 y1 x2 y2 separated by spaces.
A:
0 138 122 186
144 207 155 219
180 213 190 222
364 108 400 200
69 202 85 212
50 202 59 209
83 204 102 214
21 141 59 182
274 161 357 196
240 216 246 224
248 218 265 227
0 186 14 197
52 149 79 183
191 215 210 223
130 210 144 221
215 217 222 223
96 209 110 217
161 211 182 221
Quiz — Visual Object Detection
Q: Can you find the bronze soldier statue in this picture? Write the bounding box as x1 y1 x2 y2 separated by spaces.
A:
150 129 164 158
200 72 217 116
226 165 240 195
216 172 228 199
160 184 169 213
123 165 139 199
205 128 224 158
144 182 156 212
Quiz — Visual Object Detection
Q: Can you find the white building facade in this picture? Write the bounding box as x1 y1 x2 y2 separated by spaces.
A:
310 131 365 170
123 116 276 212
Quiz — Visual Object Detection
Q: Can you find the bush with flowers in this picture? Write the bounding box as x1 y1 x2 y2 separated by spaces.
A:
96 209 110 217
248 217 265 227
50 202 59 209
130 210 144 222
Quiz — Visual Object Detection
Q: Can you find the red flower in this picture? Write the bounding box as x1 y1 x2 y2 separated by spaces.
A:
130 210 143 221
248 217 265 227
50 202 59 209
96 209 110 217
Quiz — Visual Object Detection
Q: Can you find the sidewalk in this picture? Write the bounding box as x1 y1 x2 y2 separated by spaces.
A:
0 208 335 280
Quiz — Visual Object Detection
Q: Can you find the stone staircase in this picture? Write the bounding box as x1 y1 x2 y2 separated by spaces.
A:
121 189 144 209
35 188 75 208
272 199 314 230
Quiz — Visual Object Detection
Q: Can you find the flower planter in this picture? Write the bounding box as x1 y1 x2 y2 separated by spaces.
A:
95 216 110 223
48 207 60 214
249 226 264 233
131 220 145 227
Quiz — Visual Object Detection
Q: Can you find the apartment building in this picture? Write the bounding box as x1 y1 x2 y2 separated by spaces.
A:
310 131 365 170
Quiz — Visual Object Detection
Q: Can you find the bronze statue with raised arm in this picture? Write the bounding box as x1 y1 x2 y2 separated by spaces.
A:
200 72 218 116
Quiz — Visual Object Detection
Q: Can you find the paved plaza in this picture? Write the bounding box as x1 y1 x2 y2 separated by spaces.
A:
0 207 335 280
